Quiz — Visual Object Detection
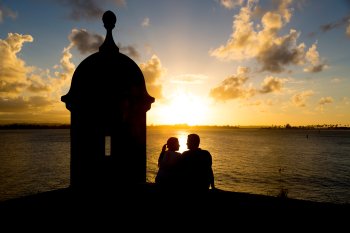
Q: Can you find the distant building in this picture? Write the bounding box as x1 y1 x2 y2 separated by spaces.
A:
61 11 154 188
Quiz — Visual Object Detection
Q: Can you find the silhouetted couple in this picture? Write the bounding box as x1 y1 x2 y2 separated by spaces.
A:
155 134 215 193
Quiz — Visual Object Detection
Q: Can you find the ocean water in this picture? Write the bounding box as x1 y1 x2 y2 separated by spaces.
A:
0 127 349 204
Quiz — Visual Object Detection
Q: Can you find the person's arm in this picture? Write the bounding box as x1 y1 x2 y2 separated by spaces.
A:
209 167 215 189
208 151 215 189
157 144 167 167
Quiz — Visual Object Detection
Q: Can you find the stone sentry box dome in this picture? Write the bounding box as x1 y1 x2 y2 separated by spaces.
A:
61 10 155 188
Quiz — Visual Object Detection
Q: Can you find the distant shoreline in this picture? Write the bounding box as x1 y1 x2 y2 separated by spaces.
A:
0 123 349 130
0 123 70 129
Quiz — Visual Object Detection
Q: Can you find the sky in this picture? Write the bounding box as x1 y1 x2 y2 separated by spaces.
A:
0 0 350 126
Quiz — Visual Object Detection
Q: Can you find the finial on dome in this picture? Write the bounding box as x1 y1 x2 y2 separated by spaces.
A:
99 10 119 53
103 10 117 30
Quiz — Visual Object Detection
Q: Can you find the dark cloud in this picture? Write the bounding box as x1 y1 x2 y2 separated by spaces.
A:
118 43 140 60
257 30 305 73
69 29 104 54
56 0 105 21
69 29 140 59
309 14 350 37
0 2 17 23
321 15 350 32
56 0 125 21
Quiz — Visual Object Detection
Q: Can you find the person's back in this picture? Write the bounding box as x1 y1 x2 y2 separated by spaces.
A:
180 134 215 193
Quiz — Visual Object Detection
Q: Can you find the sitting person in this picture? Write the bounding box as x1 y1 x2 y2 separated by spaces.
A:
155 137 182 190
179 133 215 193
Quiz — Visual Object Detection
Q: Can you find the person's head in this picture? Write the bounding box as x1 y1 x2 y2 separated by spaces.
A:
167 137 180 151
187 134 200 150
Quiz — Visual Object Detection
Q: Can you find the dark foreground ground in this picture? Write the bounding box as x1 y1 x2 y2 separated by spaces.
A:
0 183 348 230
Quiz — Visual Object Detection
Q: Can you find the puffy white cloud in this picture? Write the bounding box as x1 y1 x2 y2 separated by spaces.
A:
304 43 327 73
210 0 324 73
139 55 166 99
0 33 33 97
0 32 74 120
278 0 293 23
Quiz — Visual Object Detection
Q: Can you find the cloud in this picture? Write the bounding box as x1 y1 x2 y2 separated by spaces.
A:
259 76 286 93
310 14 350 37
291 90 314 107
317 96 333 111
56 0 126 21
171 74 208 84
210 76 254 101
0 33 33 97
331 77 341 83
210 0 324 73
256 29 306 73
278 0 293 23
0 96 55 112
68 29 140 59
139 55 166 99
210 66 256 101
0 2 17 23
0 81 27 94
303 43 327 73
218 0 244 9
27 75 52 93
0 32 75 120
210 66 289 101
60 45 76 76
118 43 141 60
0 96 30 112
142 17 150 27
69 29 104 54
320 15 350 33
319 96 333 105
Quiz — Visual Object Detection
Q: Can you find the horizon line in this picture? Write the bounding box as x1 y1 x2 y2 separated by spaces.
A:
0 122 349 128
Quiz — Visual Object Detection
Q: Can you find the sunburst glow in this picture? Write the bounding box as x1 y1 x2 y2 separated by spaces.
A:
159 91 209 126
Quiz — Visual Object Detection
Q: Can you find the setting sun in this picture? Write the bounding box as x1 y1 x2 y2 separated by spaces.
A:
158 90 209 126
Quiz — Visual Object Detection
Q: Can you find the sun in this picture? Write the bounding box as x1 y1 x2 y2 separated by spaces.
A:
159 90 209 126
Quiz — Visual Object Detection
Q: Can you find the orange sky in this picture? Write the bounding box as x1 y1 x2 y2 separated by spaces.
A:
0 0 350 126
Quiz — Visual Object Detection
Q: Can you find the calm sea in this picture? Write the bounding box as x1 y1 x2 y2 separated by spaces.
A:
0 127 349 204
